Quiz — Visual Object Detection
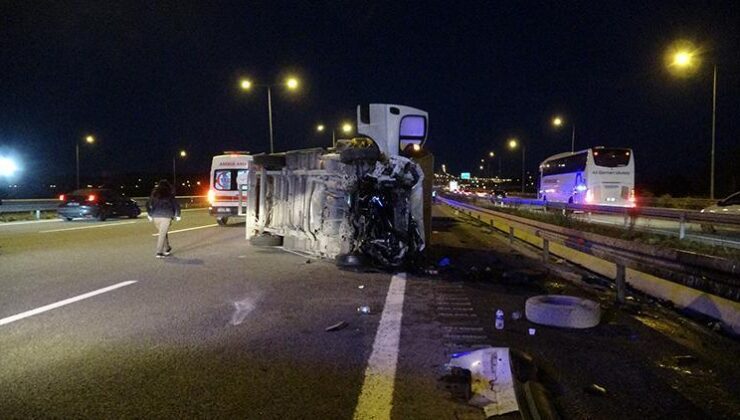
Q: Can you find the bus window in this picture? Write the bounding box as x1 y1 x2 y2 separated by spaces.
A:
542 153 587 176
593 148 631 167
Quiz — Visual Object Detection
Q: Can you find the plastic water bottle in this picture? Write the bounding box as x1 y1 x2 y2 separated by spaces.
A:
495 309 505 330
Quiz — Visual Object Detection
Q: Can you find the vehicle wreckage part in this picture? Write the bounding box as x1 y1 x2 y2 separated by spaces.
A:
252 153 286 170
525 295 601 329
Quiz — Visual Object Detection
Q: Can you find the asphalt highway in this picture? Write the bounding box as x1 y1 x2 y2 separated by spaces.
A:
1 208 738 419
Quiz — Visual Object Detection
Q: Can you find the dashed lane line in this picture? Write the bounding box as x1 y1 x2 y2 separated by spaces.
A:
353 272 407 420
152 224 218 236
40 221 137 233
0 281 138 326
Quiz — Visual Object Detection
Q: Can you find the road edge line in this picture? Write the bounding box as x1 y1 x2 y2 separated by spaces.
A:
353 272 407 420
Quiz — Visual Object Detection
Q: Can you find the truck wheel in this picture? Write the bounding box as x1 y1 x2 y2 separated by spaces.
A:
340 146 380 164
250 234 283 247
217 217 229 226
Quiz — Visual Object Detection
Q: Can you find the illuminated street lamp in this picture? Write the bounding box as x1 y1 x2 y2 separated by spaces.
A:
0 157 18 177
319 122 353 147
508 138 526 193
76 135 96 189
666 43 718 199
173 150 187 190
552 115 576 153
239 76 300 154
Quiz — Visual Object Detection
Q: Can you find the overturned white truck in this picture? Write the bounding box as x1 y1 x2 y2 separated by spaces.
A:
244 104 433 269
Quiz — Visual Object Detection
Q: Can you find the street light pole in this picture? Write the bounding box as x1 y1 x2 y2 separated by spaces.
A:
571 123 576 153
710 65 717 200
267 86 274 154
75 142 80 189
521 145 526 193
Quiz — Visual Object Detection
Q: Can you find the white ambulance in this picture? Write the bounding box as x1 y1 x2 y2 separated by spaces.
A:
207 151 252 225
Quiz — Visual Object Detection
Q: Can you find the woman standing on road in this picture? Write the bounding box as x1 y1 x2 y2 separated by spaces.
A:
146 179 181 258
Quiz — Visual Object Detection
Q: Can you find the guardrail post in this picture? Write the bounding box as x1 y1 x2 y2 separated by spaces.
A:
542 238 549 262
509 226 515 245
616 264 626 304
679 214 686 240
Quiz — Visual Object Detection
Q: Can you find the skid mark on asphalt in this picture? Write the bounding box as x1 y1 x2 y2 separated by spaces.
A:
434 283 490 355
40 221 137 233
0 281 138 326
353 273 407 420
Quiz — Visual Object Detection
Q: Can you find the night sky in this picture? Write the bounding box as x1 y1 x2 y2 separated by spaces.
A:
2 1 739 196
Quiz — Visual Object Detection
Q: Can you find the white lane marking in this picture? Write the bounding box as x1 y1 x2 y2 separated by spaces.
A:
151 224 218 236
0 281 138 326
353 272 407 420
0 219 62 227
40 221 137 233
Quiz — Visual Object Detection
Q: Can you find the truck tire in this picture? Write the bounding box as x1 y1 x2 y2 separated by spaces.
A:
340 146 380 164
525 295 601 329
217 217 229 226
253 154 286 170
250 234 283 247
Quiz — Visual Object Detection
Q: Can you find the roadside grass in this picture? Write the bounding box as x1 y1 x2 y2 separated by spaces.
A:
469 200 740 260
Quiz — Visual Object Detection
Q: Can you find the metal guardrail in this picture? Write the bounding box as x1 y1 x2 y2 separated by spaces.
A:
439 196 740 332
0 196 208 218
463 194 740 241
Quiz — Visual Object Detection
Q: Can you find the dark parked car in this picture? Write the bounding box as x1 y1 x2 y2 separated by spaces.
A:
57 188 141 221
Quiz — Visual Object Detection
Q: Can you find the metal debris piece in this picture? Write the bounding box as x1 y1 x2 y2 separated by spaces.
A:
439 367 472 401
674 355 698 366
325 321 348 332
584 383 607 396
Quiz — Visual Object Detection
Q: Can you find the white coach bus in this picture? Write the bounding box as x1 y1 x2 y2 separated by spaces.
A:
538 147 635 207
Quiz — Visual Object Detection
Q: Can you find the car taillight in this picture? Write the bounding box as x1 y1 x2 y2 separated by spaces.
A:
58 194 65 201
207 189 215 204
87 194 97 202
585 189 594 203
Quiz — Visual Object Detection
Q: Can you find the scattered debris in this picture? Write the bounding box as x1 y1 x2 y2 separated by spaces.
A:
495 309 505 330
584 383 608 396
425 267 439 275
526 295 601 329
358 284 365 289
438 257 451 267
438 367 472 401
528 328 536 336
447 347 519 417
511 311 523 321
357 305 371 314
306 259 312 264
325 321 348 332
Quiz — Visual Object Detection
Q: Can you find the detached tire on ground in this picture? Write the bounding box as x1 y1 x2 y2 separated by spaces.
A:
525 295 601 329
249 234 283 247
